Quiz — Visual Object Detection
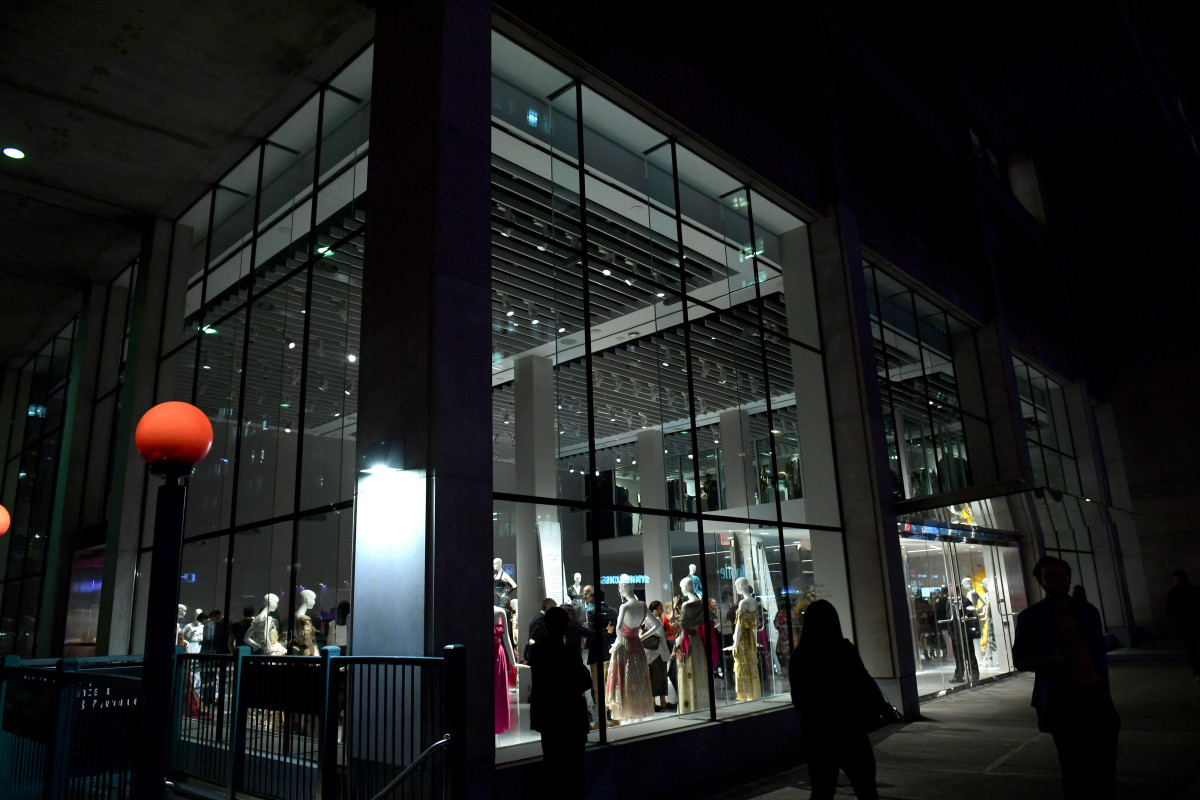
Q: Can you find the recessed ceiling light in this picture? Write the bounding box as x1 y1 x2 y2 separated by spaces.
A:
656 292 665 298
347 353 357 363
288 341 296 349
558 326 566 333
3 147 25 159
602 269 611 276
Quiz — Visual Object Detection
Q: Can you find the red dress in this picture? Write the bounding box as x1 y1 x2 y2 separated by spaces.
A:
494 620 511 733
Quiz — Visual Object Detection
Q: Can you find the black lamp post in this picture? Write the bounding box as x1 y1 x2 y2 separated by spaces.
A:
132 401 213 800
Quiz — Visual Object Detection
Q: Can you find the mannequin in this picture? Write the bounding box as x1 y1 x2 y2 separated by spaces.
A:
181 609 205 653
176 603 188 642
566 572 583 606
673 576 710 714
493 557 517 607
244 594 280 655
293 589 318 655
604 575 654 723
687 564 702 598
727 577 763 700
493 605 517 734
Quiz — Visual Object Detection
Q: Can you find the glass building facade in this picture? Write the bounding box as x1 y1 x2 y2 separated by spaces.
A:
134 46 372 654
487 33 843 747
0 10 1146 787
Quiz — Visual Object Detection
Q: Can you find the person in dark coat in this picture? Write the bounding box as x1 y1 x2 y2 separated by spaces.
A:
1167 569 1200 677
789 600 881 800
530 606 592 799
1013 555 1119 800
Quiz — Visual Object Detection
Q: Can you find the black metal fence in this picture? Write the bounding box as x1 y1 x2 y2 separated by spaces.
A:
0 645 464 800
0 657 142 800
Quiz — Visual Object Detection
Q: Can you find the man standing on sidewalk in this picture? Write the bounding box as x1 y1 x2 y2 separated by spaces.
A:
1014 555 1119 800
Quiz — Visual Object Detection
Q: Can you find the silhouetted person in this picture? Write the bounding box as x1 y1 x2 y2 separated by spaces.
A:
1070 584 1087 604
530 606 592 799
1167 569 1200 677
789 600 881 800
1014 555 1119 800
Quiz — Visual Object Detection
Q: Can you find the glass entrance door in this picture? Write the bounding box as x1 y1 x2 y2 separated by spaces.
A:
899 536 1024 696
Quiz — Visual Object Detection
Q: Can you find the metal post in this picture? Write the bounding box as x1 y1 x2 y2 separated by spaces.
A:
318 646 341 800
134 472 188 800
442 644 465 800
227 646 249 798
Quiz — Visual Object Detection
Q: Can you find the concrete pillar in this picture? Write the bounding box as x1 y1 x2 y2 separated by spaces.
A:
718 408 758 509
98 217 178 655
514 354 557 637
780 227 839 528
972 321 1032 484
638 429 672 603
807 207 916 713
949 329 1000 485
354 2 492 791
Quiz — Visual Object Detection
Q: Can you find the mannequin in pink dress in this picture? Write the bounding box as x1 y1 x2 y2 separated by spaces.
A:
494 605 517 734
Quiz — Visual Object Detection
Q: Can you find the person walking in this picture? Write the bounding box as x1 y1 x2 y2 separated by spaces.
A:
530 606 592 800
789 600 884 800
1167 569 1200 678
1013 555 1119 800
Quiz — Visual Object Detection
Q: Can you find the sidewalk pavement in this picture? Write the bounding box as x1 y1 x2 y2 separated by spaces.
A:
707 645 1200 799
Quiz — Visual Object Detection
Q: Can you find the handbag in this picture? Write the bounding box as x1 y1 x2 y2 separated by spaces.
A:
857 673 903 733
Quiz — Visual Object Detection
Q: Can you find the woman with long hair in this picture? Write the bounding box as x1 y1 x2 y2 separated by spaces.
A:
788 599 881 800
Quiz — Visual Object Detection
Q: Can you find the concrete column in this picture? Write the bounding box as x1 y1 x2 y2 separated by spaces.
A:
780 226 839 527
718 408 759 509
973 321 1032 484
514 354 556 637
354 2 492 791
638 429 672 603
808 207 916 713
98 217 178 655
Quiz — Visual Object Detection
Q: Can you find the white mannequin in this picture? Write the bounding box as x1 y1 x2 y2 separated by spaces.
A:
611 575 646 645
680 575 699 602
244 593 279 654
182 609 205 653
726 577 759 653
567 571 583 604
294 589 318 656
176 603 187 640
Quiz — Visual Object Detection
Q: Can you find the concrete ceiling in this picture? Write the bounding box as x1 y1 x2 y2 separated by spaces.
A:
0 1 375 367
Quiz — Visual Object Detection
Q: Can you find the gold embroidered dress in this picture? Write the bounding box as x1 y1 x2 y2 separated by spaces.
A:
733 608 762 700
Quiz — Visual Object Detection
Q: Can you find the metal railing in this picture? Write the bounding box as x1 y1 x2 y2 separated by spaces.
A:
0 644 465 800
0 657 141 800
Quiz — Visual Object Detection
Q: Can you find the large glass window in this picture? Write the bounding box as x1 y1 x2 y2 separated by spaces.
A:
864 263 979 500
489 32 845 753
135 46 372 656
0 318 79 657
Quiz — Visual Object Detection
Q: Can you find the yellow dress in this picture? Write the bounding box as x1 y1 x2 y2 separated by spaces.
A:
733 608 762 701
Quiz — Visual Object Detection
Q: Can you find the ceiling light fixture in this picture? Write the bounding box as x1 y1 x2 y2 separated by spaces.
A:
288 341 296 350
3 147 25 159
602 269 611 276
347 353 357 363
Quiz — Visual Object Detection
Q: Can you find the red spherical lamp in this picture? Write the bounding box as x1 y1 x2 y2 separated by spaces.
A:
135 401 213 472
0 503 9 536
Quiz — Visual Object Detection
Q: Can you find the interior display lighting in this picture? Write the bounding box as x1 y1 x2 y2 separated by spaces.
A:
3 147 25 159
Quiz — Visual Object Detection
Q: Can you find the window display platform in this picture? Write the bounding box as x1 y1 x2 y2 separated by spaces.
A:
495 676 794 764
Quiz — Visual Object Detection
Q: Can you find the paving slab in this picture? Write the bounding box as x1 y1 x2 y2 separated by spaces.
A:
706 644 1200 799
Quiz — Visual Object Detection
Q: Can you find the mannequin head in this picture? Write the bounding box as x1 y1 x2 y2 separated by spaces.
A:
688 563 698 576
618 573 633 601
573 571 581 585
680 575 697 599
177 603 187 622
493 557 503 573
960 578 973 593
194 608 205 623
734 576 754 598
256 593 280 619
298 589 316 612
